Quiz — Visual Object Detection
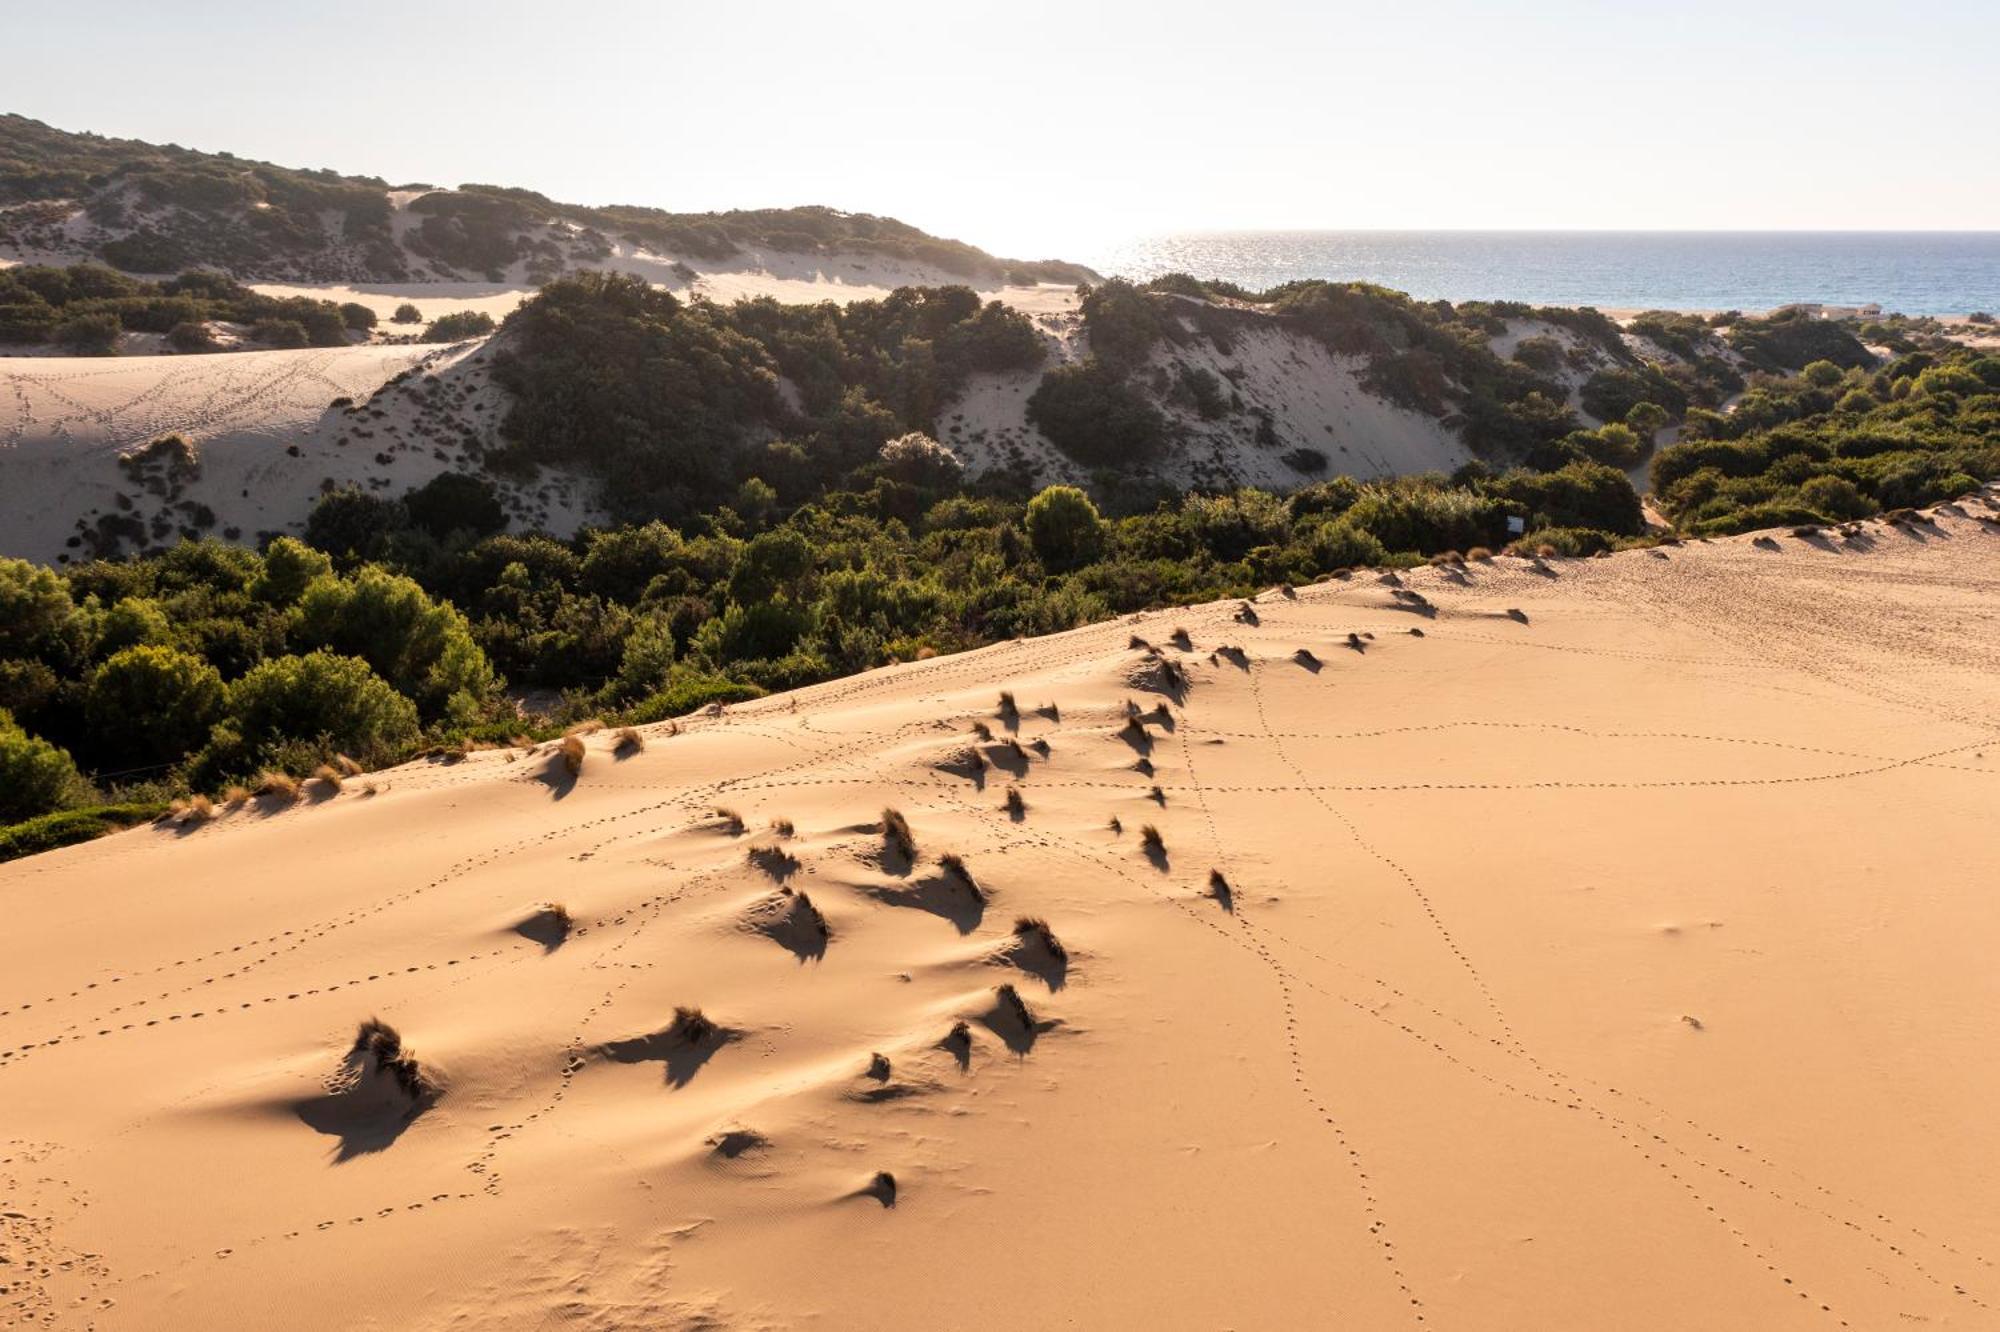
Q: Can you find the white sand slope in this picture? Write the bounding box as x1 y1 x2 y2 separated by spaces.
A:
5 503 1999 1329
0 340 602 563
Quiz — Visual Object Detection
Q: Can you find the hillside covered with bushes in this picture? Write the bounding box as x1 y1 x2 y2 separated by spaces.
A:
0 114 1094 285
0 448 1645 855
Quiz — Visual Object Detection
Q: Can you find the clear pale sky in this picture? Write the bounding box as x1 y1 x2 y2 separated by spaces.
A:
9 0 1996 258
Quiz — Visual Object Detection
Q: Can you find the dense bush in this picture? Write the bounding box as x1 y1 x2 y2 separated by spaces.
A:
1026 362 1167 467
86 645 225 768
0 707 85 821
1652 345 1996 533
491 272 1045 520
205 651 421 775
424 310 497 342
0 263 357 350
1025 486 1105 570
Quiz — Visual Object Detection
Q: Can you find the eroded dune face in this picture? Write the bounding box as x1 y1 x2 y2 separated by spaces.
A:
5 506 2000 1329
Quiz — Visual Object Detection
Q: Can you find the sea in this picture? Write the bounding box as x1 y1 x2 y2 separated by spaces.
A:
1077 232 2000 317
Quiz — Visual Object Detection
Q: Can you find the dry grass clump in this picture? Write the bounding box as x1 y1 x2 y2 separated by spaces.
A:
1140 824 1165 855
1169 626 1193 650
1013 916 1068 964
333 753 363 777
312 763 345 792
1148 784 1166 805
869 1170 899 1206
1128 634 1151 651
613 726 644 754
1037 702 1061 722
1107 815 1123 834
565 719 605 737
558 733 586 776
971 720 993 741
1467 546 1494 561
995 982 1034 1032
1003 786 1026 817
1029 736 1051 756
256 769 301 802
352 1017 438 1102
770 816 795 838
792 890 831 941
1294 647 1321 668
866 1051 891 1080
1208 869 1234 908
938 851 986 902
669 1006 718 1045
222 784 251 808
714 806 745 834
997 690 1018 720
881 806 916 861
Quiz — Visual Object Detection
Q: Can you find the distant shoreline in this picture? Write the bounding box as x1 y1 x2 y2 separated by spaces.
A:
1081 230 2000 320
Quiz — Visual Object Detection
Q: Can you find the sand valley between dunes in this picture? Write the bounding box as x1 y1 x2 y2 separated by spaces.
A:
4 502 2000 1328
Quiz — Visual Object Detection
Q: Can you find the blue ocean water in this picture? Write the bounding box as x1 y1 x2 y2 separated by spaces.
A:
1080 232 2000 317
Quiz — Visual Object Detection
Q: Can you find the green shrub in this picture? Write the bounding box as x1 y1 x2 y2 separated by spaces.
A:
86 645 226 767
250 318 309 349
404 472 506 538
392 302 423 324
0 802 167 864
55 311 122 354
423 310 497 342
1025 362 1166 467
294 567 497 722
1798 474 1875 520
211 651 420 773
1025 485 1105 570
0 708 86 821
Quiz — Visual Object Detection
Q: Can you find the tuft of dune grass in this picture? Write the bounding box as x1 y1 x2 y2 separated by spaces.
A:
614 726 644 754
256 770 300 803
1013 915 1068 964
559 734 586 776
881 806 916 861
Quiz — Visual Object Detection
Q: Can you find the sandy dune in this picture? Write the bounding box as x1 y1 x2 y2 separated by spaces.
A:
0 340 603 563
5 502 1999 1328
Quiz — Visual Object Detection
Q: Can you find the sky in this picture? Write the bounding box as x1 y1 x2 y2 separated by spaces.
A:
8 0 1998 259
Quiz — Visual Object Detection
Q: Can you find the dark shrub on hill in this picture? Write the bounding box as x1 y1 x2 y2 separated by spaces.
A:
250 318 309 349
392 302 423 324
404 472 506 539
54 311 121 354
1025 486 1105 570
1026 362 1167 467
1580 365 1688 423
1727 309 1874 373
424 310 497 342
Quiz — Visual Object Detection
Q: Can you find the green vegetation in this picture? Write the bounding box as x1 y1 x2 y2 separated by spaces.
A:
489 272 1046 520
0 114 1095 286
0 446 1646 843
0 263 358 350
1653 346 1999 533
0 802 168 865
423 310 497 342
